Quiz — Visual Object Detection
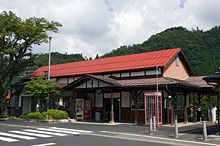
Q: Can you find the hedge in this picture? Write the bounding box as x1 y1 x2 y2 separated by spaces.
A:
43 109 69 120
19 112 45 120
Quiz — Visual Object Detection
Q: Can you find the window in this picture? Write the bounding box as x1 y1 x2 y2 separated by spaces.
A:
131 91 145 110
176 56 179 66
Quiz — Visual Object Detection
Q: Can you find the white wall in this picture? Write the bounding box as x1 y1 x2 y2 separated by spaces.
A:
130 71 145 76
104 93 120 98
57 78 68 84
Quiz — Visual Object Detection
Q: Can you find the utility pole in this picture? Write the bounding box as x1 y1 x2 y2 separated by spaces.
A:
47 36 52 110
48 36 52 80
156 66 160 125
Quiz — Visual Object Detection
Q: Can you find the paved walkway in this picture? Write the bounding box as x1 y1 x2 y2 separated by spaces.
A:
72 120 220 144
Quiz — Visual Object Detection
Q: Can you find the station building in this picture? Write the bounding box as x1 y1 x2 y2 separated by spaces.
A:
10 48 214 124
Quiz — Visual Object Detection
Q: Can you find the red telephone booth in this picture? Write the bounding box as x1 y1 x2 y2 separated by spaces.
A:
145 91 162 125
84 99 92 119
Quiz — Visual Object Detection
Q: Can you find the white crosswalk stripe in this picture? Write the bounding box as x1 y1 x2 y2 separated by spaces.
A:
0 127 94 143
23 129 67 136
37 128 80 135
0 136 19 142
50 127 93 133
9 131 53 138
0 132 36 140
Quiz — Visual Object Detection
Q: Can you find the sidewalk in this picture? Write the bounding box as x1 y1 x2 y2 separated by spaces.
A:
72 120 220 145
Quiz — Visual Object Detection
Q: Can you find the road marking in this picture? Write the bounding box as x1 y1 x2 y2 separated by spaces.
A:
50 127 93 133
99 131 219 146
32 143 56 146
37 128 80 135
0 132 36 140
9 131 52 138
23 129 67 136
0 136 18 142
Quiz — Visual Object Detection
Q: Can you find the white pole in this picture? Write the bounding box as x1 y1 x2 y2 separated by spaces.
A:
48 37 52 80
47 37 52 110
175 118 179 138
156 66 159 125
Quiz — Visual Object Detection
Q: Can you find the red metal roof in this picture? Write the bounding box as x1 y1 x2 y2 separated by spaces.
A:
26 48 182 78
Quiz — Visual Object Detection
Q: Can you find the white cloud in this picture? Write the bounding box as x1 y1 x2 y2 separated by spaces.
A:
0 0 220 58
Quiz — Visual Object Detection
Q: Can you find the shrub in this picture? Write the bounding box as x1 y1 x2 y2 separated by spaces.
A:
19 113 28 119
19 112 45 120
43 109 69 119
0 115 8 118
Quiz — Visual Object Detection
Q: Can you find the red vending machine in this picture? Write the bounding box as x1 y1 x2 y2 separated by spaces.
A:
84 99 92 119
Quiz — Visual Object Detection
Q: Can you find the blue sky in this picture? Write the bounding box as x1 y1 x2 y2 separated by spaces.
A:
0 0 219 58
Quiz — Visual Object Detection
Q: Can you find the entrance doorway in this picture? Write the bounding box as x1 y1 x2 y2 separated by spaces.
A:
104 98 120 122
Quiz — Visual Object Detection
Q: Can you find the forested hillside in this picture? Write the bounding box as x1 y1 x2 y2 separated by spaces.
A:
34 52 85 68
29 26 220 77
12 52 85 83
101 26 220 76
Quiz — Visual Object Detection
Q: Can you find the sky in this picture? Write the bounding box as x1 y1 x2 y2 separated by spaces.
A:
0 0 220 58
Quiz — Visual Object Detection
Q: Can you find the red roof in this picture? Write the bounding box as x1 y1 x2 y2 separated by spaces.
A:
26 48 182 78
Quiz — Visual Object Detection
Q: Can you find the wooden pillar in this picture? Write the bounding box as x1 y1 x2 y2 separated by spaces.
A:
134 90 138 124
217 86 220 134
208 94 211 121
110 90 114 123
167 96 170 123
171 90 175 125
69 91 76 119
184 93 188 123
193 93 196 122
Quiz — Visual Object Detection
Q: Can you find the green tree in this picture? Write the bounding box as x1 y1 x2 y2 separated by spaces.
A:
24 77 61 111
0 11 62 113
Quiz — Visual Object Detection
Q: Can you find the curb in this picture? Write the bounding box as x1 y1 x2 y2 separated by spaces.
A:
0 118 9 121
18 119 73 123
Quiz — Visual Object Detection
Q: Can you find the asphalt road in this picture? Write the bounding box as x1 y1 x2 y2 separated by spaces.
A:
0 120 218 146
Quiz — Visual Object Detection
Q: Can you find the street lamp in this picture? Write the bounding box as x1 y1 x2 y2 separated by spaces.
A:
156 66 161 126
48 36 52 80
47 36 52 110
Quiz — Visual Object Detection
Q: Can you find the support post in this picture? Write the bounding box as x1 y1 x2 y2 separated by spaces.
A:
184 93 188 124
69 92 76 120
167 96 170 123
69 96 74 119
184 106 188 124
73 92 76 119
208 94 211 122
149 117 153 135
134 90 138 124
153 116 156 131
174 116 179 138
203 121 207 141
171 106 174 126
193 93 196 122
217 86 220 135
110 90 114 123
